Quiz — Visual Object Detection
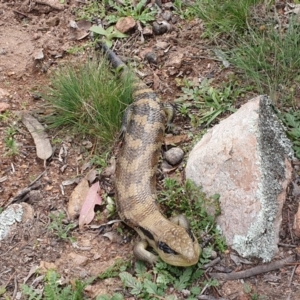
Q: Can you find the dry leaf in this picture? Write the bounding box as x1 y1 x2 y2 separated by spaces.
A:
164 134 190 146
78 182 102 229
67 177 89 219
17 111 52 160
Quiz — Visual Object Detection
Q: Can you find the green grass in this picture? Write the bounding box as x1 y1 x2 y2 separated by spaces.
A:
44 57 133 149
192 0 263 38
175 78 248 128
229 17 300 107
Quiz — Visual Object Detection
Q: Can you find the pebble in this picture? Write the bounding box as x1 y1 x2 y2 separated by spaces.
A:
164 147 184 166
152 21 171 35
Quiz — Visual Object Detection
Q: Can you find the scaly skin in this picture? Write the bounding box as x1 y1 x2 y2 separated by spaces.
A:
100 43 201 266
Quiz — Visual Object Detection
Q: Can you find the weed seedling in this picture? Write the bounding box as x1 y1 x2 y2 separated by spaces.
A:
279 110 300 159
48 212 76 242
4 124 19 157
21 269 91 300
176 79 243 128
105 0 157 25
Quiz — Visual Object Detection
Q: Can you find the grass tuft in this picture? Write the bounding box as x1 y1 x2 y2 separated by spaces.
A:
44 56 133 149
230 17 300 107
192 0 262 38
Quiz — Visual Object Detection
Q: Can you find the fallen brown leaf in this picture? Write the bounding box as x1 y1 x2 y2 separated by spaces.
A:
16 111 53 161
78 182 102 229
67 177 90 219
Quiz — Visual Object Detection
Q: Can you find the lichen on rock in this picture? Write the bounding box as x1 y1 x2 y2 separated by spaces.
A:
232 96 293 261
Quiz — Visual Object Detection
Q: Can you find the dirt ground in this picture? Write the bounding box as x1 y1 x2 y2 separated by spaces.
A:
0 0 300 299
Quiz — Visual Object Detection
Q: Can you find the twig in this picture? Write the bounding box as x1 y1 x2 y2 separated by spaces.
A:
136 21 144 43
278 243 297 248
288 210 295 244
203 257 221 269
209 255 296 281
12 275 18 299
5 182 41 207
29 170 46 186
13 10 31 18
288 265 297 287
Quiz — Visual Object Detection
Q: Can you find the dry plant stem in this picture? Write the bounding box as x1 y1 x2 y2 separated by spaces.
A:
35 0 64 10
203 257 221 269
288 265 297 287
136 21 145 43
209 255 296 280
5 182 42 207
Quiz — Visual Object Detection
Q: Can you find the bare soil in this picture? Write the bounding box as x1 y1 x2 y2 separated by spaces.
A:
0 0 300 299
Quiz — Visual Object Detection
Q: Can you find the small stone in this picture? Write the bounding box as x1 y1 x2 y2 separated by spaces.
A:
164 147 184 166
152 21 171 35
142 26 153 35
33 48 44 60
144 52 157 64
161 10 172 21
67 252 88 266
115 16 136 33
165 51 184 68
82 140 93 149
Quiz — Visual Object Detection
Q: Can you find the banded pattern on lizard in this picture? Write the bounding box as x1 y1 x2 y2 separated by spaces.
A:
100 43 200 266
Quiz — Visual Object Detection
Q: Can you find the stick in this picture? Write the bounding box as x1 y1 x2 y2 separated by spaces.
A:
35 0 64 10
209 255 296 281
5 182 41 207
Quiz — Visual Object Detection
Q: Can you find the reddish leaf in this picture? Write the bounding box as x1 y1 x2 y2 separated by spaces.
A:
78 182 102 229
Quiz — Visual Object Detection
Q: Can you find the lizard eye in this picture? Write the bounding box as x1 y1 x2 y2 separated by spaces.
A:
186 229 195 242
158 241 178 255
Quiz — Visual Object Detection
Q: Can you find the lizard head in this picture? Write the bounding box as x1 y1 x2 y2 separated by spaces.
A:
153 224 201 267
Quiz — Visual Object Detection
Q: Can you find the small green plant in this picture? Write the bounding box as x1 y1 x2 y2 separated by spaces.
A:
176 79 243 128
105 0 157 25
279 110 300 159
173 0 197 20
4 124 19 156
48 212 76 242
243 283 267 300
75 0 106 21
159 178 226 252
98 258 130 280
192 0 262 38
89 25 127 48
96 294 124 300
118 259 218 299
44 58 133 150
230 17 300 107
21 270 89 300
